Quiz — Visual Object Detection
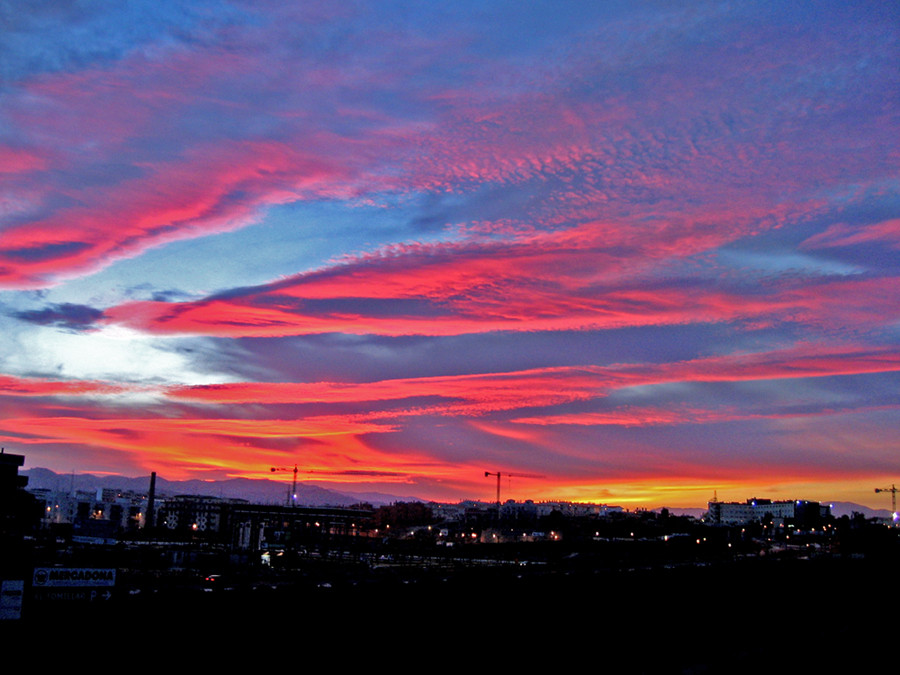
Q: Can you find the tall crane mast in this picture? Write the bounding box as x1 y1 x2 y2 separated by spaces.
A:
484 470 544 516
271 464 299 507
875 484 898 522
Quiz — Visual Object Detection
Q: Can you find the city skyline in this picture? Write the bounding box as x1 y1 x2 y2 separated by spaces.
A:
1 2 898 508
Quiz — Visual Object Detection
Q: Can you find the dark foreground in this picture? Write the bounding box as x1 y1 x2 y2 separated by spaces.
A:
6 555 890 673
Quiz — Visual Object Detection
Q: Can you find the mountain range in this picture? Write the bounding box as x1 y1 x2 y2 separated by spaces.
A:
21 468 893 518
22 467 417 507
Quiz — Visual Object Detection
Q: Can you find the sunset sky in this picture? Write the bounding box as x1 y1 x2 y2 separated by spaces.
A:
1 1 898 508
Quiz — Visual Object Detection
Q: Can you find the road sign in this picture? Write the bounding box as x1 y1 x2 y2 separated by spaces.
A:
33 588 113 603
0 580 24 620
32 568 116 588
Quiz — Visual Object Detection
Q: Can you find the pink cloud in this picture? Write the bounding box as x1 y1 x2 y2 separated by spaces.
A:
167 343 900 417
0 39 417 289
801 218 900 250
3 340 897 493
0 145 47 174
510 404 900 427
0 138 362 288
0 374 126 397
101 216 900 338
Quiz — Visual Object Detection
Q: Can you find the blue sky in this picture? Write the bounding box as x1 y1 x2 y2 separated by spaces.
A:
1 1 898 506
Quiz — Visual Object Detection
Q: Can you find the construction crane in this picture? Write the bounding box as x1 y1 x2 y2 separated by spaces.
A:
271 465 299 507
484 470 544 515
875 484 898 522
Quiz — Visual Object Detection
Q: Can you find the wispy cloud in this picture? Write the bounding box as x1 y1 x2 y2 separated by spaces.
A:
1 1 897 505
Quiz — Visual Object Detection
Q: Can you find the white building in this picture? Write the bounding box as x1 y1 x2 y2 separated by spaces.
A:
706 498 830 526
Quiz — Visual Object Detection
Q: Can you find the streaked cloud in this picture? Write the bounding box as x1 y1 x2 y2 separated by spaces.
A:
1 1 897 506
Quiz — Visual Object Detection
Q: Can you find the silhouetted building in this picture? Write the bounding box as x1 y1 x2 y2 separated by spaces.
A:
706 498 831 526
30 486 146 532
0 450 27 493
155 494 372 550
1 450 39 536
156 495 242 535
0 449 41 576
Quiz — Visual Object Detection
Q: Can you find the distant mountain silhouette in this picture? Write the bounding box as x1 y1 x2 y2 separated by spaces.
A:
24 468 888 515
828 501 893 519
22 467 418 506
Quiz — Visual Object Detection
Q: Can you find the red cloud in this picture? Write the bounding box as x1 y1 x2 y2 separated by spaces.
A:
0 41 413 289
0 412 470 483
0 145 47 174
103 224 900 338
3 342 896 494
801 218 900 250
167 343 900 417
510 404 900 427
0 139 355 288
0 375 126 397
